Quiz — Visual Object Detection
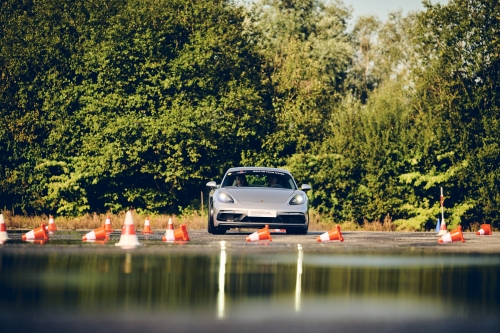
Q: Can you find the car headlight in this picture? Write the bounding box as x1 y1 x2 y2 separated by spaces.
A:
289 194 305 205
217 192 234 203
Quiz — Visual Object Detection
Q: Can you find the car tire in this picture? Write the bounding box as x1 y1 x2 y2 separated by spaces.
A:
207 202 226 235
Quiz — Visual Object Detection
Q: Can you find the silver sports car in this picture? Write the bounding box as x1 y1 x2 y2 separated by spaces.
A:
206 167 311 235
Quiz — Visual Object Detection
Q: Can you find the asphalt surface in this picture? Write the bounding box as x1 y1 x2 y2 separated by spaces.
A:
3 229 500 253
2 229 500 333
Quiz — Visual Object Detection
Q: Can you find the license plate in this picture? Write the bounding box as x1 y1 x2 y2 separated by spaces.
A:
248 210 277 218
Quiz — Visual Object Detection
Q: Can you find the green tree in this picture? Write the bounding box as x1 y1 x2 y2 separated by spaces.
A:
408 0 500 228
246 0 352 166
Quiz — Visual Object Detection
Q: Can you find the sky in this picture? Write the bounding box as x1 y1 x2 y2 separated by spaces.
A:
343 0 449 21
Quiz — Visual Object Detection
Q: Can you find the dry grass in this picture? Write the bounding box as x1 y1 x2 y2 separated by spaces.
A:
1 210 207 231
0 210 439 233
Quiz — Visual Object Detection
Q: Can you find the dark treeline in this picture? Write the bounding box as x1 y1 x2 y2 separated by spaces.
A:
1 0 499 230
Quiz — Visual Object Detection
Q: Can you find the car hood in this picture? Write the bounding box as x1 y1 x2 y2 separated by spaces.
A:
226 188 295 204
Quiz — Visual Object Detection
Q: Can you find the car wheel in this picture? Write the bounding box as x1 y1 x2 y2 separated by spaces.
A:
207 202 226 235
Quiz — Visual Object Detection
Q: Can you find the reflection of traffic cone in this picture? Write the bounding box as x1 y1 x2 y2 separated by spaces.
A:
437 219 448 236
47 215 57 233
476 224 492 235
83 225 110 241
438 226 465 244
435 218 441 233
162 218 175 242
26 239 47 245
104 216 113 233
142 217 153 234
115 211 141 248
273 229 286 233
0 214 9 243
246 225 272 242
317 225 344 242
22 224 49 241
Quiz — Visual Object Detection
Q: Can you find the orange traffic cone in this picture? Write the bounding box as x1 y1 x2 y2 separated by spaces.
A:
476 224 492 236
162 218 175 242
437 218 448 236
317 225 344 242
0 214 9 243
47 215 57 233
246 225 272 242
115 211 141 248
22 223 49 241
438 226 465 243
83 225 110 241
104 216 113 233
163 224 190 242
174 224 190 241
142 217 153 234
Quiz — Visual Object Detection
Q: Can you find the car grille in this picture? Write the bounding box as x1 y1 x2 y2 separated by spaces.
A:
218 213 306 224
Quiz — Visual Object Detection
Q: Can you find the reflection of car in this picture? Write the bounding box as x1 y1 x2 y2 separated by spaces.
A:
206 167 311 235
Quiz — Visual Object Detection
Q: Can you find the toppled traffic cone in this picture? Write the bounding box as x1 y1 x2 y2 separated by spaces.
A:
246 224 272 242
0 214 9 244
142 217 153 234
104 216 113 233
115 211 141 248
47 215 57 233
437 219 448 236
163 224 190 242
162 218 175 242
476 224 492 236
83 225 110 241
23 224 49 241
438 226 465 244
317 225 344 242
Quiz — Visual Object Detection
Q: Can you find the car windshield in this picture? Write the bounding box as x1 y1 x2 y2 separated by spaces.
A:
221 170 297 190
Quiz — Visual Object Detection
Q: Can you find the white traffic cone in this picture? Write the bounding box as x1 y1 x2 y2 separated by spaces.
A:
162 218 175 242
0 214 10 244
115 211 141 248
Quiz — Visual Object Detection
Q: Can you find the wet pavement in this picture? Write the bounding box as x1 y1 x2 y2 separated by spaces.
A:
1 229 499 333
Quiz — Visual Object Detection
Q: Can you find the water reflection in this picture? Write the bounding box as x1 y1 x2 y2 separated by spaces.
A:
0 248 499 322
295 244 302 312
218 241 226 319
123 253 132 274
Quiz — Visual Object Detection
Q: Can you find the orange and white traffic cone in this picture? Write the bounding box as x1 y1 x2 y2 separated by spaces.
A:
476 224 492 236
22 224 49 241
83 225 110 241
104 216 113 233
437 219 448 236
438 226 465 244
162 218 175 242
317 225 344 242
174 224 190 241
115 211 141 248
0 214 10 244
47 214 57 233
246 224 272 242
142 217 153 234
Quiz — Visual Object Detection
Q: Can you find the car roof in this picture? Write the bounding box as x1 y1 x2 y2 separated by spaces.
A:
225 167 292 175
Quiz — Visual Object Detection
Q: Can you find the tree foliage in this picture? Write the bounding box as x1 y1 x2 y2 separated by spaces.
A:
0 0 499 230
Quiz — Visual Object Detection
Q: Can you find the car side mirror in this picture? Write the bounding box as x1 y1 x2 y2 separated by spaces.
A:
301 184 311 192
206 181 217 189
